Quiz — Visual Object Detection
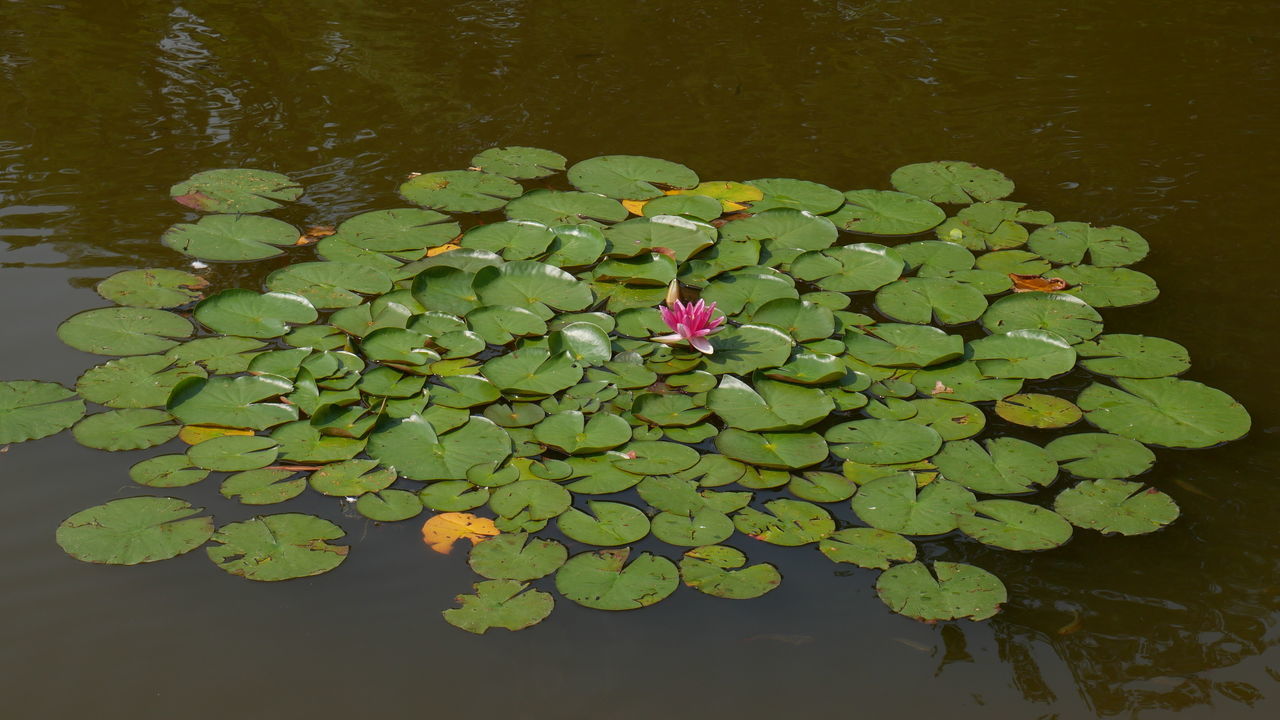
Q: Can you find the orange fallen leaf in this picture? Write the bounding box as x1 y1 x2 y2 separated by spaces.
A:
426 242 462 257
651 246 677 261
1010 273 1069 293
296 225 336 245
932 381 955 395
421 512 499 554
622 199 648 216
173 191 213 211
179 425 255 445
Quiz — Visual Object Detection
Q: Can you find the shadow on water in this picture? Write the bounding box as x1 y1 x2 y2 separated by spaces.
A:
2 1 1278 718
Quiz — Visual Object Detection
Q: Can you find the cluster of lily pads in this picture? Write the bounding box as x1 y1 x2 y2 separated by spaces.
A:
0 148 1251 633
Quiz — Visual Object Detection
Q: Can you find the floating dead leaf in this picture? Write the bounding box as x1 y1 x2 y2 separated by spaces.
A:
172 191 213 211
426 242 462 257
710 212 753 228
421 512 499 554
296 225 336 245
1057 610 1083 635
622 199 648 216
932 381 955 395
651 246 677 261
1010 273 1069 293
179 425 255 445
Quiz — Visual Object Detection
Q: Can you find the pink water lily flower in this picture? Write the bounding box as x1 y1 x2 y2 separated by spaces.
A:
652 298 725 354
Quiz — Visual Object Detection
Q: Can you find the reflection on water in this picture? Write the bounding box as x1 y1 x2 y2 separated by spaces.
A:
2 1 1278 717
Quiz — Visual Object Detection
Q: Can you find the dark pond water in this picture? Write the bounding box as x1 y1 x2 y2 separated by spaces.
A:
3 1 1279 717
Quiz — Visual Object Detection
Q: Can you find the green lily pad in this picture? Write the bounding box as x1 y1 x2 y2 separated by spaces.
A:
975 249 1051 275
490 479 572 521
679 546 781 599
876 277 987 325
830 190 947 235
551 322 613 365
699 324 794 375
170 168 301 213
748 298 836 341
1053 266 1159 307
719 208 837 260
787 471 858 503
444 580 554 634
557 501 651 546
826 419 942 464
419 481 489 511
1078 377 1251 448
471 146 567 179
96 268 209 308
330 208 459 252
367 415 512 481
745 178 844 214
568 155 698 200
533 411 633 454
980 292 1103 344
733 499 834 546
906 398 986 440
129 455 209 488
161 214 299 262
264 261 392 309
555 548 680 610
308 459 397 496
270 421 365 463
506 189 628 226
56 497 214 565
708 375 833 431
603 215 715 262
819 528 917 570
72 409 178 451
632 393 711 427
206 513 349 581
1076 334 1190 378
763 351 846 385
1054 479 1179 535
714 429 829 469
933 200 1043 251
194 290 318 339
969 329 1077 379
57 307 193 356
910 360 1023 402
220 469 306 505
187 434 279 471
791 244 904 292
474 260 594 311
651 508 736 546
876 561 1007 621
845 323 964 368
994 393 1082 428
1028 222 1149 267
613 440 701 475
167 375 296 430
76 355 206 409
165 336 266 375
890 161 1014 204
933 437 1058 494
468 532 567 581
356 489 423 522
1045 433 1155 479
959 500 1073 551
0 380 86 444
482 348 584 396
851 475 975 535
400 170 522 212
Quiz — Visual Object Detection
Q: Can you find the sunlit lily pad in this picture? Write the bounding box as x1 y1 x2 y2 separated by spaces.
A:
875 277 987 325
471 146 567 179
57 496 214 566
195 290 318 339
469 532 568 581
76 355 206 409
400 170 522 212
851 475 975 535
890 161 1015 204
162 214 299 262
444 580 555 634
129 455 209 488
969 329 1077 379
58 307 193 356
170 168 301 213
1078 377 1250 448
1076 334 1190 378
679 546 781 599
73 409 178 451
187 434 279 471
876 561 1007 621
746 178 844 214
96 268 209 308
1045 433 1154 479
1028 221 1149 267
980 292 1103 344
207 513 349 581
844 324 964 368
220 469 306 505
830 190 946 235
715 429 829 469
932 438 1058 494
1054 479 1179 535
0 380 86 444
733 499 834 546
556 501 651 546
505 189 628 226
569 155 698 200
826 419 942 464
555 548 679 610
959 500 1073 551
819 528 917 570
167 374 296 430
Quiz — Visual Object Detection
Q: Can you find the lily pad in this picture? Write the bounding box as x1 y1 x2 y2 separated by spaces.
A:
733 499 834 546
959 500 1073 551
170 168 301 213
330 208 459 253
129 455 209 488
969 329 1077 379
791 244 904 292
56 497 214 565
1053 266 1159 307
679 546 781 599
265 262 392 309
96 268 209 308
890 161 1014 204
76 355 206 409
844 324 964 368
745 178 844 214
851 475 975 535
1028 222 1149 267
167 375 296 430
876 561 1007 621
830 190 947 235
826 419 942 464
1076 334 1190 378
58 308 193 356
994 393 1082 428
471 146 567 179
206 513 349 581
220 469 306 505
714 429 829 469
161 214 299 262
187 434 279 472
932 438 1058 494
1045 433 1155 479
1077 377 1251 448
356 489 424 522
194 290 318 339
569 155 698 200
469 532 568 580
980 292 1103 344
708 375 833 431
1054 479 1179 535
367 415 512 481
444 580 555 634
819 528 917 570
0 380 86 444
555 548 680 610
400 170 522 212
556 501 651 546
874 277 988 325
506 189 627 226
73 409 178 451
308 459 397 496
